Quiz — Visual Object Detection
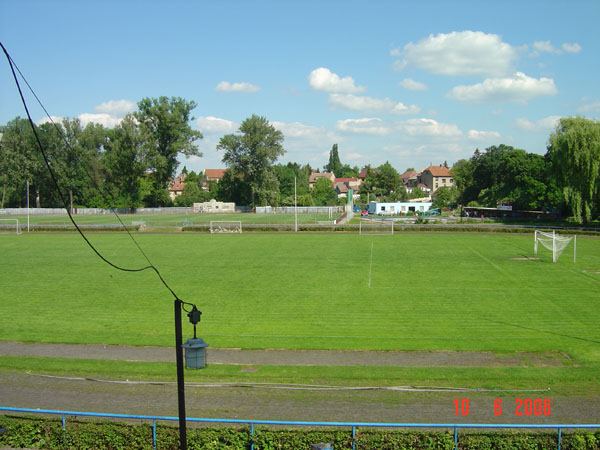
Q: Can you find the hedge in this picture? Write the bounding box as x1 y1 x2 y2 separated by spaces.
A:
2 416 600 449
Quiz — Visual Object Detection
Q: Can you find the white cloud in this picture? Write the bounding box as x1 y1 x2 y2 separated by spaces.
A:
216 81 260 93
516 115 561 132
336 118 391 135
400 78 427 91
391 102 421 115
533 41 560 54
37 115 64 125
329 93 419 115
78 113 122 128
448 72 557 103
398 118 462 137
467 129 501 140
308 67 365 94
196 116 237 134
562 42 582 54
531 41 582 56
578 100 600 114
94 99 136 117
393 31 516 76
272 121 339 142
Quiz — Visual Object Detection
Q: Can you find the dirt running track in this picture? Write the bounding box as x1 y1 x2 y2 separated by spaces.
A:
1 342 599 423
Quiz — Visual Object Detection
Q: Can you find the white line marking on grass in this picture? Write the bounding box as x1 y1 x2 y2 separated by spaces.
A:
368 240 374 288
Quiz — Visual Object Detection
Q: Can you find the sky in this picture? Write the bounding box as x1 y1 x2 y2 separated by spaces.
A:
1 0 599 174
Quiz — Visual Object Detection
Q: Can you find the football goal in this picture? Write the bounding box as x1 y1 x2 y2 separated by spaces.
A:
359 219 394 235
0 218 22 235
534 230 576 263
210 221 242 234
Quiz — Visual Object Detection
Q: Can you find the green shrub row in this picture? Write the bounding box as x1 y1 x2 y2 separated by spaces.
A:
2 416 600 449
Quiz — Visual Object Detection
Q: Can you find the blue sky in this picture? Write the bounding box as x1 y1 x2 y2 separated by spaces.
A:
1 0 599 174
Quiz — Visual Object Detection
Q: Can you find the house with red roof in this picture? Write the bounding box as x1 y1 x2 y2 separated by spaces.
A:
168 174 186 200
202 168 228 190
418 165 454 193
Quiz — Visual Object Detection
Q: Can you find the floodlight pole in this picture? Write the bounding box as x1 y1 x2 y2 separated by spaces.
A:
174 298 187 450
294 176 298 232
26 180 30 232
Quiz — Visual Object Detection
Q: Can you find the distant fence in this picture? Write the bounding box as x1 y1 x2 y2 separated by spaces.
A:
256 206 344 214
0 206 337 215
1 407 599 450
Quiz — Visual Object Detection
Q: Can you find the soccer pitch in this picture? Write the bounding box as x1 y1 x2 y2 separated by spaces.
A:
1 232 599 356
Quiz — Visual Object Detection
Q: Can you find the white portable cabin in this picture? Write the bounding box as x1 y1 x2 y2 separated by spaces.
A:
367 201 433 215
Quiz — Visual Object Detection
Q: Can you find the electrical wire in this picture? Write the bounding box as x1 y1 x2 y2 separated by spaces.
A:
1 41 187 304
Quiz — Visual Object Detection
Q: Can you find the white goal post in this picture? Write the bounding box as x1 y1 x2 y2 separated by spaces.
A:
359 219 394 235
0 218 22 235
534 230 576 263
210 221 242 234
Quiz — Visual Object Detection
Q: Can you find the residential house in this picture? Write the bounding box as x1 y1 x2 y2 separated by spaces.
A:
418 165 454 193
202 168 228 190
168 174 186 200
308 172 336 189
400 170 418 189
334 177 362 198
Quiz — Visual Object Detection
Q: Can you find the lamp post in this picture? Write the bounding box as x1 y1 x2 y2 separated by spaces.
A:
174 300 206 450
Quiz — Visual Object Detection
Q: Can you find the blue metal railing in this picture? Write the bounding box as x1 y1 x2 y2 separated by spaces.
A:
1 406 600 450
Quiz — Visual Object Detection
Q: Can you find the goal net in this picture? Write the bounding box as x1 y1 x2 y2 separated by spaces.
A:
534 230 576 263
0 218 22 235
359 219 394 235
210 221 242 234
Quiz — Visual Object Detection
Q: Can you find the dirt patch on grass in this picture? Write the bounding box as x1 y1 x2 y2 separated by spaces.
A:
0 342 569 367
510 256 540 261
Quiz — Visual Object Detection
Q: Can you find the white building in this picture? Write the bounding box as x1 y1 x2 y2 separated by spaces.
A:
193 199 235 213
367 201 433 215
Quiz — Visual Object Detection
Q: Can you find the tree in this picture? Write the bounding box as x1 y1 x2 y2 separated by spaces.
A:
173 171 211 206
312 177 337 205
0 118 38 207
134 97 203 206
103 116 146 208
217 115 285 206
456 145 558 212
432 186 459 209
363 161 405 201
547 117 600 223
337 164 360 178
324 144 342 175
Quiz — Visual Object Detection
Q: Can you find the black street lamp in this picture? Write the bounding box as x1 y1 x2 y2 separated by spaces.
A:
174 299 207 450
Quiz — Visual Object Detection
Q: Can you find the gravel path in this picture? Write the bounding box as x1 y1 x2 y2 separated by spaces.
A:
0 341 568 367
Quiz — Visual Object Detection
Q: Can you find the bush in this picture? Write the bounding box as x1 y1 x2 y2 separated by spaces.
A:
2 416 600 450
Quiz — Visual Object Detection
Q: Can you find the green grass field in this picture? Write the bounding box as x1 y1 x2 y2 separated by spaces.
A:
1 231 600 397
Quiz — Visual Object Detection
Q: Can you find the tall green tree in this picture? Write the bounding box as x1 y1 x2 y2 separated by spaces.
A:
432 186 459 209
547 117 600 223
134 97 203 206
363 161 406 201
103 116 146 208
312 177 337 205
0 118 38 207
324 143 342 175
217 115 285 206
456 145 558 211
